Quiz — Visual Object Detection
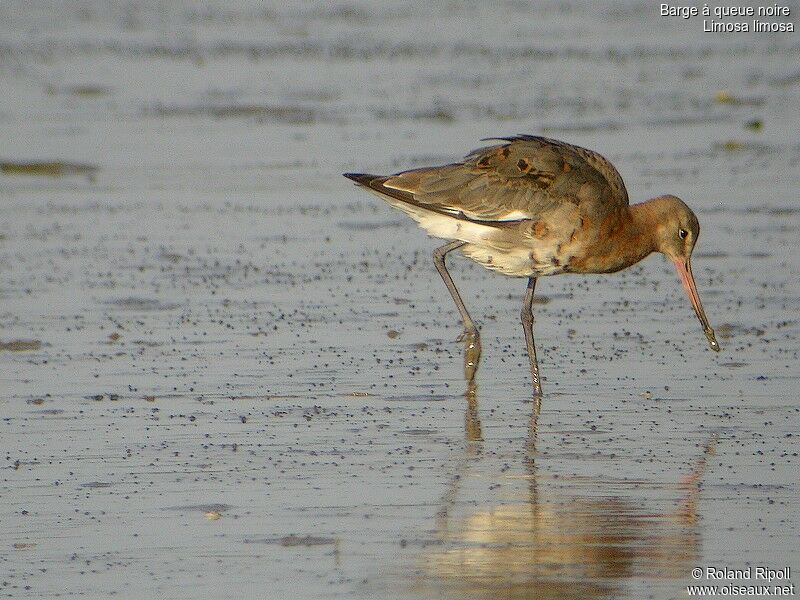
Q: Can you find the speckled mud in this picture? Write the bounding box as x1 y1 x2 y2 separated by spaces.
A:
1 2 798 599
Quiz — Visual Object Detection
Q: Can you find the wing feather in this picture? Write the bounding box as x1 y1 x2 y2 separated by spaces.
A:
367 135 628 224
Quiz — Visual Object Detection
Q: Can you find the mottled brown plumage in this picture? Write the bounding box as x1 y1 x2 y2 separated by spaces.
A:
345 135 719 395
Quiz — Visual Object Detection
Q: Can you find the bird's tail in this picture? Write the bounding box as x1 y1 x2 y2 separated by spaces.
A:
343 172 381 186
344 171 504 243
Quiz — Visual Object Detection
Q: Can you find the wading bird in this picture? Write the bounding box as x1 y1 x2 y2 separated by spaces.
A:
345 135 720 396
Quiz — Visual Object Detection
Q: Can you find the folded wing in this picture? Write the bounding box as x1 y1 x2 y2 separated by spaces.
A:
352 135 628 225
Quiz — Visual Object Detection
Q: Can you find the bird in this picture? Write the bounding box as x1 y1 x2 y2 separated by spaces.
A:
344 135 720 396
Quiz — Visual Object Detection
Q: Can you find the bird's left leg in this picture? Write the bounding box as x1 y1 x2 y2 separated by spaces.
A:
433 240 481 381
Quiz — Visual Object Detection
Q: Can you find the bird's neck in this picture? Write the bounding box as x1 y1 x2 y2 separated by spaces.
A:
609 200 662 269
570 203 657 274
625 196 678 259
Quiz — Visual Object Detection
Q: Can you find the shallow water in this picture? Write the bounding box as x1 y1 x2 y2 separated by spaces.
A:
1 1 799 598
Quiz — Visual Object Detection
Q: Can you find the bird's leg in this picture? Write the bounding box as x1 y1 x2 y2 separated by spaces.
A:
433 240 481 381
520 277 544 397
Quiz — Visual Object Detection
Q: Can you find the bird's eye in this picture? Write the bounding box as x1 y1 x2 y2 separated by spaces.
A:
679 228 688 239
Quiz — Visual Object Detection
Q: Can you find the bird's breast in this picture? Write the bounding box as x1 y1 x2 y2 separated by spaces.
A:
458 205 647 278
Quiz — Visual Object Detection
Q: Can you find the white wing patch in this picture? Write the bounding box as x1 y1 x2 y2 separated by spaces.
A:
363 181 568 278
434 207 530 222
365 188 500 243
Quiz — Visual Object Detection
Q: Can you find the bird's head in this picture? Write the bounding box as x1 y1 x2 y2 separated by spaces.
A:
652 195 700 262
650 195 720 353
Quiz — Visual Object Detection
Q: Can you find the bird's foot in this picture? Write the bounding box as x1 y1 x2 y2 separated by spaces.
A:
458 330 481 381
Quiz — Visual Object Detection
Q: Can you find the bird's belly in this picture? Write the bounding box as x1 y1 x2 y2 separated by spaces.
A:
461 243 568 277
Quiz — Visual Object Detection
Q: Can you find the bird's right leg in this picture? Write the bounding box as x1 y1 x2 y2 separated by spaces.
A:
521 277 544 397
433 240 481 381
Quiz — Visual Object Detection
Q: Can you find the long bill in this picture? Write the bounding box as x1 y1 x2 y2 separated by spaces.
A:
673 258 721 352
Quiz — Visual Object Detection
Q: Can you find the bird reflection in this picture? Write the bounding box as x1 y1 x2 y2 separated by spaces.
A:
417 386 715 599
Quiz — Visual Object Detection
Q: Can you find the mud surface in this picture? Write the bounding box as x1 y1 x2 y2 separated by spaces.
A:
1 2 799 598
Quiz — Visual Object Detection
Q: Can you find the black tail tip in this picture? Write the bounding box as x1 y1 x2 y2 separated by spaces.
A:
343 172 376 185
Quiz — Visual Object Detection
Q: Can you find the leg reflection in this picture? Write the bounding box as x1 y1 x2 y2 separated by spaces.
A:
436 381 485 535
525 392 541 512
464 380 482 444
677 433 719 525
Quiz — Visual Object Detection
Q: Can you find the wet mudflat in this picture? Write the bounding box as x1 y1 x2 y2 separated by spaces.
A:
1 1 799 598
